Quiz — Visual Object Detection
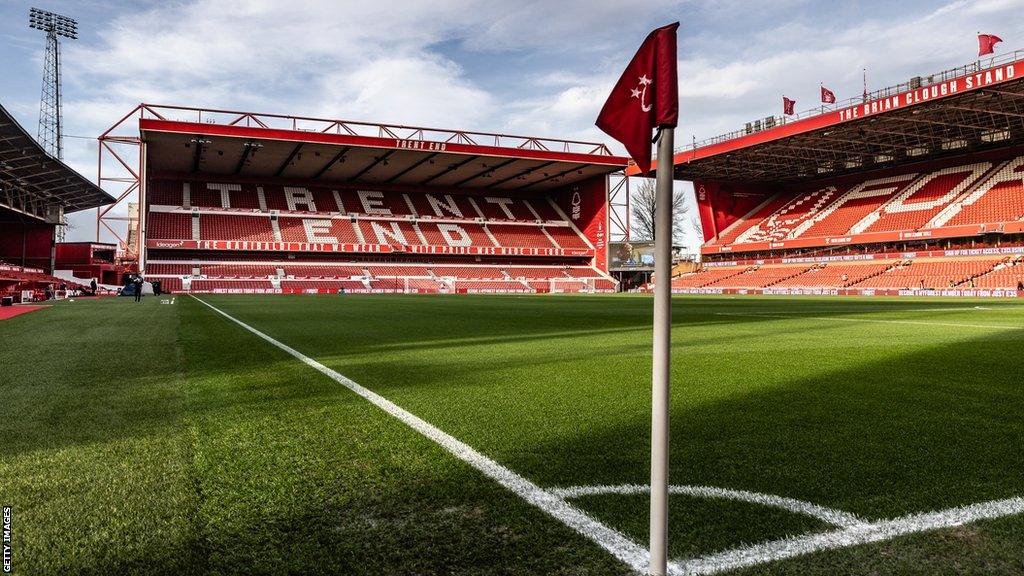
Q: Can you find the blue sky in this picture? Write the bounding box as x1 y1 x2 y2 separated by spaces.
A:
1 0 1022 246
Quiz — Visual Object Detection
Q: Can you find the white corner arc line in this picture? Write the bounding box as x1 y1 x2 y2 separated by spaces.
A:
550 484 865 528
190 296 652 574
714 312 1023 331
672 496 1024 576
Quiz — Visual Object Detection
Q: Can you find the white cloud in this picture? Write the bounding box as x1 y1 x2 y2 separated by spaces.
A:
458 0 681 51
312 56 494 127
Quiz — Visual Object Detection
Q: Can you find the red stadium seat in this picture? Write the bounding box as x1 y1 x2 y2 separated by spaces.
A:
142 178 614 295
710 156 1024 249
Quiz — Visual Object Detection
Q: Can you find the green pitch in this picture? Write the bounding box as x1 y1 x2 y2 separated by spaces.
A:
2 294 1024 575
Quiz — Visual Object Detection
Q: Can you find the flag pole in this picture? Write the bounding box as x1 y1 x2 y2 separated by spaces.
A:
649 124 674 576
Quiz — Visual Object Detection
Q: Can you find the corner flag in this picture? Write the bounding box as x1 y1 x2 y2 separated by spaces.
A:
595 22 679 174
596 23 679 576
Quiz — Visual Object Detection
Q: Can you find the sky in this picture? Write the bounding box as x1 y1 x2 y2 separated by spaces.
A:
2 0 1023 249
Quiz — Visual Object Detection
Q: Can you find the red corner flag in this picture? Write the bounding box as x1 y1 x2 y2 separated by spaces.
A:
821 86 836 104
595 23 679 173
979 33 1003 56
783 97 796 115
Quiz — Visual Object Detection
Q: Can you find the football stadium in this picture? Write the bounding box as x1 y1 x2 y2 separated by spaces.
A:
3 4 1024 576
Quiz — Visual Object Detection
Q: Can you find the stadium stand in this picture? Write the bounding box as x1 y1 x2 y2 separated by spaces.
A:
671 255 1019 294
718 155 1024 248
860 166 992 233
647 54 1024 298
122 104 624 296
973 257 1024 289
146 185 597 253
199 214 276 242
939 158 1024 227
147 256 615 295
431 266 504 279
0 261 91 300
671 266 749 289
851 258 1002 289
1 103 114 301
144 175 616 294
772 262 893 288
148 212 192 241
707 265 815 289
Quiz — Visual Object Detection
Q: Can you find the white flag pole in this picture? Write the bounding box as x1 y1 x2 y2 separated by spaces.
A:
649 124 674 576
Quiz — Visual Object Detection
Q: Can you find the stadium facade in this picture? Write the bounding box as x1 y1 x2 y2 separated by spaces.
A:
102 105 625 294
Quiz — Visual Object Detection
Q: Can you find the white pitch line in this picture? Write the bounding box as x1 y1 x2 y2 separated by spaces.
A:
551 484 865 528
714 311 1023 331
672 496 1024 575
190 296 653 574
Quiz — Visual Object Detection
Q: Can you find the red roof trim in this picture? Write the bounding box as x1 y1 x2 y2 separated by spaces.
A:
140 119 629 168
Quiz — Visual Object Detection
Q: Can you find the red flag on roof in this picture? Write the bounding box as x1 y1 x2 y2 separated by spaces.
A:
595 22 679 174
979 33 1003 56
783 97 796 116
820 86 836 104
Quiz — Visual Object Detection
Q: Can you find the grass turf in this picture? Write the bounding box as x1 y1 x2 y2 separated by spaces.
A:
2 293 1023 574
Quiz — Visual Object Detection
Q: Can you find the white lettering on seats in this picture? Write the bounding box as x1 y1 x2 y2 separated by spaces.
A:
332 190 345 214
370 221 408 245
485 197 516 219
931 156 1024 228
427 194 463 218
358 190 390 215
790 174 917 238
883 163 991 214
437 223 472 246
285 187 317 212
303 219 338 244
207 183 240 208
737 187 838 243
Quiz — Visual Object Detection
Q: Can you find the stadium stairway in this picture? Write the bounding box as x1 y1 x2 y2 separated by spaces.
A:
955 257 1012 288
766 265 816 287
970 257 1024 289
708 267 751 287
847 262 901 287
707 265 815 289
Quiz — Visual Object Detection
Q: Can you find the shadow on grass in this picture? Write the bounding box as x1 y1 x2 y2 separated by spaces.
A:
505 325 1024 559
185 294 1024 564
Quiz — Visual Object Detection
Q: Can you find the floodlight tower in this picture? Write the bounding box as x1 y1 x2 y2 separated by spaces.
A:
28 7 78 160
